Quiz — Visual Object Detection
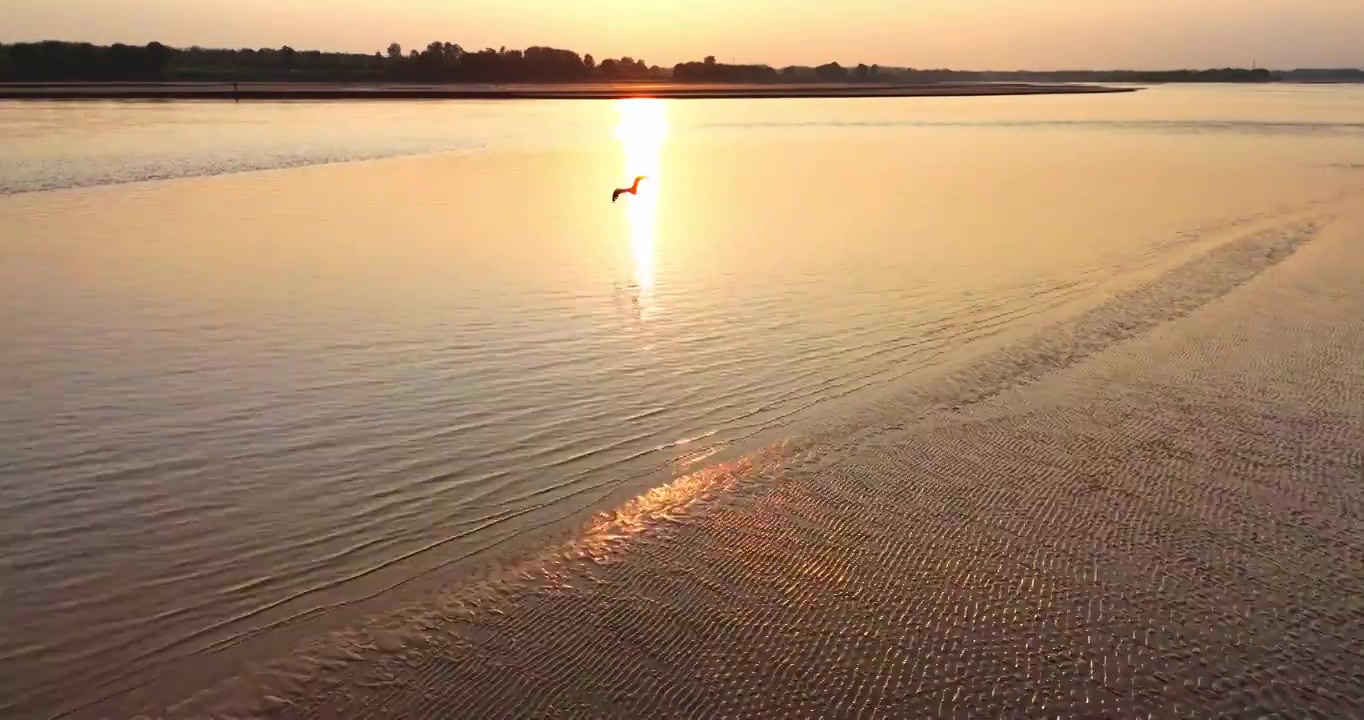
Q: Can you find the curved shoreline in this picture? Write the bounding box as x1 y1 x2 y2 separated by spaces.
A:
0 81 1138 101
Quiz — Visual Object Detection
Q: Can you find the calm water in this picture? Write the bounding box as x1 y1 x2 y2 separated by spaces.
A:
3 85 1364 716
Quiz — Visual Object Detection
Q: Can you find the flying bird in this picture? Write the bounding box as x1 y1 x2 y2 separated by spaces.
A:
612 176 648 202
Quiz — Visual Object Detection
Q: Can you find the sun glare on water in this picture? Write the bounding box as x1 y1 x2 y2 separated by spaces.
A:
615 99 667 307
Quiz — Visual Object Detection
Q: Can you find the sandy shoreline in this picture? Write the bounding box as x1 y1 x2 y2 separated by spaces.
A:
89 199 1364 718
0 81 1137 101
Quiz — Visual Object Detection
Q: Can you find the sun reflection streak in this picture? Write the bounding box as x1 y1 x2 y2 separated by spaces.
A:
615 99 667 313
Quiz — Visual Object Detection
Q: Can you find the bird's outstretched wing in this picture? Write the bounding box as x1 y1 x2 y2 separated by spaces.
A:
612 188 625 202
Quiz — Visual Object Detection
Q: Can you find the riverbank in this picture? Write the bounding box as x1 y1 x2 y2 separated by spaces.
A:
0 80 1138 100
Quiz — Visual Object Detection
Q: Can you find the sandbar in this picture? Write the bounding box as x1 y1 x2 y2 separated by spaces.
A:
0 81 1138 101
99 200 1364 718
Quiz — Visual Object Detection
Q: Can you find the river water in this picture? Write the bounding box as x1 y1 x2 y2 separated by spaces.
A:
2 84 1363 717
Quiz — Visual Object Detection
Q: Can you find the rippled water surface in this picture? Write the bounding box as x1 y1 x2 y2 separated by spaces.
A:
3 85 1364 717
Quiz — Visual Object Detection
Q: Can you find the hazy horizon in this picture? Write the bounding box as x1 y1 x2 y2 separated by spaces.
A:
4 0 1361 71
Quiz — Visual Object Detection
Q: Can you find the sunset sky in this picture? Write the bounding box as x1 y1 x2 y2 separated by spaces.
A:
5 0 1361 70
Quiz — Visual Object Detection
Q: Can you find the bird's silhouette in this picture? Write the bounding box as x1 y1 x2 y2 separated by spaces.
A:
612 176 648 202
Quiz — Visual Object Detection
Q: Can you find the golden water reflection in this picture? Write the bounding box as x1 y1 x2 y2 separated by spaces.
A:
615 99 667 315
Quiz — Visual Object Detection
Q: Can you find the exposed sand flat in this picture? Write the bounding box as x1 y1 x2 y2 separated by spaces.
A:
0 81 1135 101
102 200 1364 720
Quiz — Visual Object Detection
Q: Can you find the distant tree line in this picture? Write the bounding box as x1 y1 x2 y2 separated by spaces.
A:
671 62 1278 84
0 40 1310 85
674 56 778 83
895 68 1277 83
0 41 175 80
1276 68 1364 83
0 40 663 83
384 42 660 82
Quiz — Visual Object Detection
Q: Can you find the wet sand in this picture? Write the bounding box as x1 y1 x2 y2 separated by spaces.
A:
106 202 1364 718
0 81 1136 101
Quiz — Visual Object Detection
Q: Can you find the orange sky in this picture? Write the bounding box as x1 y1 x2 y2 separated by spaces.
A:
5 0 1362 70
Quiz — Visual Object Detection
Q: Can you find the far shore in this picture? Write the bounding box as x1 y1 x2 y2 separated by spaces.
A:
0 80 1139 101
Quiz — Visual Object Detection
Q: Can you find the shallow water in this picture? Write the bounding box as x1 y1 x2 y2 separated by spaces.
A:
2 85 1364 717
